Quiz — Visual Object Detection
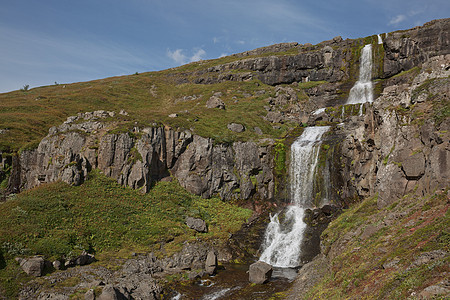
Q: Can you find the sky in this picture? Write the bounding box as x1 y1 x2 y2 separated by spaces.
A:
0 0 449 93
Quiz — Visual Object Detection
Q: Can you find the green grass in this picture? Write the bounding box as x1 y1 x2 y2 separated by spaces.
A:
0 72 284 151
0 170 252 297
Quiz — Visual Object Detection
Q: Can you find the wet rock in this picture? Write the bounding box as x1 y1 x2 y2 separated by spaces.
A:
186 217 208 233
248 261 272 284
17 256 45 277
205 250 217 275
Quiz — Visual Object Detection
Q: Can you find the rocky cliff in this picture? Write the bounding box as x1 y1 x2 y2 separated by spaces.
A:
17 110 274 202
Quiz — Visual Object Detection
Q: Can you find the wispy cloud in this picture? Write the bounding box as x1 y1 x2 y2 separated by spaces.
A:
167 48 206 65
190 49 206 62
388 14 407 25
167 49 187 65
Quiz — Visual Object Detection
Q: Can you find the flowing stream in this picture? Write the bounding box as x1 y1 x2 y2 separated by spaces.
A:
259 126 330 268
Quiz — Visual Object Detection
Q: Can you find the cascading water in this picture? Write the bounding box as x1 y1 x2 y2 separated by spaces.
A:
259 126 330 268
377 34 383 44
346 44 373 105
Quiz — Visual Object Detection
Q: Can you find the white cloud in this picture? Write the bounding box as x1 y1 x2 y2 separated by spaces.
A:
388 14 406 25
219 53 228 58
167 48 206 65
190 48 206 62
167 49 187 64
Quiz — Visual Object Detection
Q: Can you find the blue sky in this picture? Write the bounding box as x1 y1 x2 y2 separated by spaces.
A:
0 0 448 93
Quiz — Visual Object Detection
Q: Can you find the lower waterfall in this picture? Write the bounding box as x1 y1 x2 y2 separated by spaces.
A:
259 126 330 268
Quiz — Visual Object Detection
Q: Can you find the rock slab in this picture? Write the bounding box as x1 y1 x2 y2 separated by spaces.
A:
249 261 272 284
205 250 217 275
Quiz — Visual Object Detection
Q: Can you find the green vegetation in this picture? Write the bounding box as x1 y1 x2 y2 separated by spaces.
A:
306 189 449 299
0 70 285 151
297 81 327 90
273 140 287 176
0 171 252 297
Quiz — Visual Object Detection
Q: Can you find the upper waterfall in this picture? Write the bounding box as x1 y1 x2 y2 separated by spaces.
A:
346 44 373 104
377 34 383 44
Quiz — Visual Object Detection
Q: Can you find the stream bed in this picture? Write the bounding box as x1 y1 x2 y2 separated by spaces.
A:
169 263 296 299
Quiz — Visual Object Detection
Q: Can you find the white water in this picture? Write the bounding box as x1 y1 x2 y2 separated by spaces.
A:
346 44 373 105
259 126 330 267
377 34 383 44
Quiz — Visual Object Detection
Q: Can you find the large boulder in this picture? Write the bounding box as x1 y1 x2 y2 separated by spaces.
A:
249 261 272 284
16 256 45 277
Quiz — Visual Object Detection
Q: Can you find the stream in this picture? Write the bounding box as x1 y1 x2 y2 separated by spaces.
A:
169 263 296 299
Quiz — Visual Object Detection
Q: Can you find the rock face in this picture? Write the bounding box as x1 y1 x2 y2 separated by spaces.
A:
182 19 449 88
17 111 274 202
248 261 272 284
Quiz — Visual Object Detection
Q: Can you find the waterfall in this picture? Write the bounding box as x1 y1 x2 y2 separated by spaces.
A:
377 34 383 44
259 126 330 268
346 44 373 105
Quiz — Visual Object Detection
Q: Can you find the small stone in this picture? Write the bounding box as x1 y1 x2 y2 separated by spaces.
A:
227 123 245 133
186 217 208 233
168 113 178 118
254 127 263 135
52 260 62 270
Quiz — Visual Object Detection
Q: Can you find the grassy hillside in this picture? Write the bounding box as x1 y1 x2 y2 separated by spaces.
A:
302 189 449 299
0 52 312 152
0 171 252 297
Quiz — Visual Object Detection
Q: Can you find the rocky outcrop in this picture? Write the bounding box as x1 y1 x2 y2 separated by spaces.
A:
17 111 274 201
185 19 449 89
318 53 450 208
383 19 450 77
